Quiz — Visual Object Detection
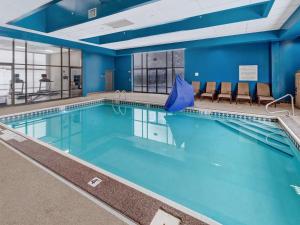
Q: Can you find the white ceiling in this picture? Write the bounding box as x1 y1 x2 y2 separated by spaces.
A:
49 0 267 39
0 0 299 51
0 0 52 24
99 0 300 50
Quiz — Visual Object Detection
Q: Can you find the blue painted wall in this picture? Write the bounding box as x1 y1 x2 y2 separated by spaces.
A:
114 43 271 97
185 43 271 98
115 55 132 91
83 51 115 96
273 39 300 97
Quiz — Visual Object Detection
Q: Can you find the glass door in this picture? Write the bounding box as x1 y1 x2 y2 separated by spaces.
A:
70 67 82 97
0 64 13 106
157 69 167 94
148 69 157 93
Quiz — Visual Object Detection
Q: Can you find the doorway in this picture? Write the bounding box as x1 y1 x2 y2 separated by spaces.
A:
70 67 82 97
105 70 114 92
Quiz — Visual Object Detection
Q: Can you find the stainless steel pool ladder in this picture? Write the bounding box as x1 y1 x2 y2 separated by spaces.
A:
113 90 127 115
114 90 127 101
266 94 295 116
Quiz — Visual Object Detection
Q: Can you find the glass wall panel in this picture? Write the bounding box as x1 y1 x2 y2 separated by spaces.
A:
167 69 173 93
0 37 12 63
173 49 184 67
167 51 173 68
148 69 156 93
148 52 166 68
133 69 142 92
62 48 69 66
62 67 69 98
142 69 147 92
15 40 26 64
0 37 82 106
27 42 61 66
133 53 142 69
70 49 82 97
157 69 167 93
133 49 184 94
70 67 82 97
0 64 12 106
14 65 26 104
70 49 81 67
27 65 61 103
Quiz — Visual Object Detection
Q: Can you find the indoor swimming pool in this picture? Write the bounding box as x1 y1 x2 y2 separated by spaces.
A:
3 102 300 225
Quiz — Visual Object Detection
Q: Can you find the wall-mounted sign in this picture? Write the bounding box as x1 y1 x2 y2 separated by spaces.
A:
239 65 258 81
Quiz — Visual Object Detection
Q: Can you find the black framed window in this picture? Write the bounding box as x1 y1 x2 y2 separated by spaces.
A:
0 37 82 107
132 49 184 94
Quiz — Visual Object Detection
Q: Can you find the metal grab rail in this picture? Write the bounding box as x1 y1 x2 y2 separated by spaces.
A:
114 90 127 101
266 94 295 116
112 90 127 116
114 90 121 100
121 90 127 100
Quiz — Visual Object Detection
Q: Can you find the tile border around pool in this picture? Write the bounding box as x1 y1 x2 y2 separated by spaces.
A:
0 97 277 123
0 123 217 225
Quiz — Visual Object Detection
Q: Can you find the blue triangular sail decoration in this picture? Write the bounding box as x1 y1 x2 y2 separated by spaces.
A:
164 75 194 112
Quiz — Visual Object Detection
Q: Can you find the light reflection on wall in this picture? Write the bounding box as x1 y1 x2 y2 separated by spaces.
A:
133 108 178 146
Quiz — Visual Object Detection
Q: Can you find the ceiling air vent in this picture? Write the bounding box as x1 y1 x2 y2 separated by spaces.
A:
88 8 97 19
104 19 134 29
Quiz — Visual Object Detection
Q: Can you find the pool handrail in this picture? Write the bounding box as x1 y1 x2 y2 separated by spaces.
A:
266 94 295 116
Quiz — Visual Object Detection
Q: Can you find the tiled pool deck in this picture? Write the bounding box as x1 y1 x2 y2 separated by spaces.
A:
0 92 300 225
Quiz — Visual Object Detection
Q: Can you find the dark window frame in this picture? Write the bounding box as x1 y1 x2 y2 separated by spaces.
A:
132 50 184 94
0 38 83 106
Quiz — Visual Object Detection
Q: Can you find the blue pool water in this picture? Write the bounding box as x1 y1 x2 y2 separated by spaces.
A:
4 103 300 225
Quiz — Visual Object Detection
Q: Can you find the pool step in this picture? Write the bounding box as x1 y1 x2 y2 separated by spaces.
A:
228 120 289 146
218 121 293 157
237 119 284 135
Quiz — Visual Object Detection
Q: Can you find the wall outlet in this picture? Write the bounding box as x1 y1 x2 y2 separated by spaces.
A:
195 72 199 77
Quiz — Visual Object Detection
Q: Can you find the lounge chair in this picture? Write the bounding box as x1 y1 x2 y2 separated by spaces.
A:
218 82 232 103
192 81 200 97
257 83 275 106
236 82 252 105
201 82 216 102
